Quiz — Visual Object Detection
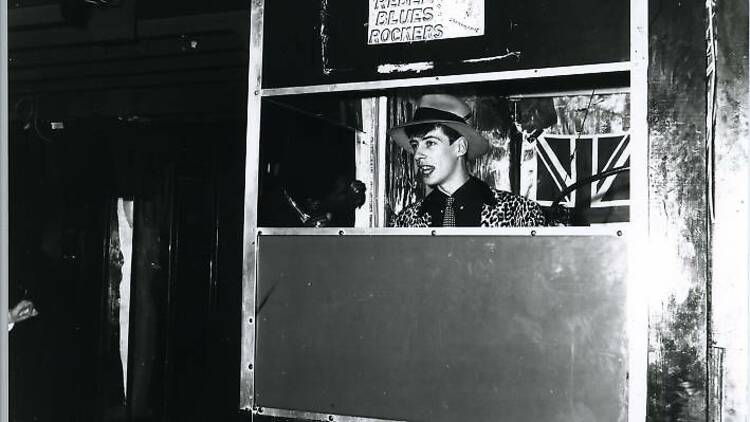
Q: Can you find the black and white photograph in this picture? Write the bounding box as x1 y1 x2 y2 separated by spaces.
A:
1 1 748 421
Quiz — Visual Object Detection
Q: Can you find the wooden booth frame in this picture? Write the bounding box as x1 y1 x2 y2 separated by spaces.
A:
240 0 649 420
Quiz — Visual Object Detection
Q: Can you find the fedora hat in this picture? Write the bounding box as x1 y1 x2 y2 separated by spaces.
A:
388 94 489 160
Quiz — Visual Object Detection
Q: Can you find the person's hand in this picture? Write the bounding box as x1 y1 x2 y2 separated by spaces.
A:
9 300 38 324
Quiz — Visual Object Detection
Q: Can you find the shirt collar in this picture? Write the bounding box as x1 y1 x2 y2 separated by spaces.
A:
420 177 497 211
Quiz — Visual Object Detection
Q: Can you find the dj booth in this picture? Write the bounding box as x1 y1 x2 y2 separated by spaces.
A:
240 0 644 420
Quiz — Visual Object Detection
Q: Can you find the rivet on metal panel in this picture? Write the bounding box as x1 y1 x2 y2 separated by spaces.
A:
248 363 254 370
254 90 260 95
328 416 334 421
617 230 623 237
257 230 263 236
338 230 345 235
249 317 254 324
530 230 537 237
257 407 263 413
431 230 437 236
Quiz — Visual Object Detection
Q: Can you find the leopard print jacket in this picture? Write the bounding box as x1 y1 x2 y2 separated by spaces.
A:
391 188 547 227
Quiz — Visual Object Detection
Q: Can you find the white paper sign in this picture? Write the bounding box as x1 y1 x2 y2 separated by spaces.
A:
368 0 484 45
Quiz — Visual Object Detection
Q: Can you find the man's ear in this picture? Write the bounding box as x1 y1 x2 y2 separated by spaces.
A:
454 137 468 157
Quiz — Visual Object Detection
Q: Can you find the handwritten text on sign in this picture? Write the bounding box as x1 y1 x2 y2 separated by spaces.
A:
368 0 484 45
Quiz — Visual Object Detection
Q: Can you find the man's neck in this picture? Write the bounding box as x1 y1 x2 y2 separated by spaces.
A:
437 170 471 196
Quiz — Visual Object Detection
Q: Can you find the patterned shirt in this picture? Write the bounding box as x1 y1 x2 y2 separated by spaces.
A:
391 177 547 228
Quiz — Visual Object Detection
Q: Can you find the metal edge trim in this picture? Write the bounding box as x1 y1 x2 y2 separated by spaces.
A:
260 61 631 96
255 225 628 237
376 96 388 227
239 0 265 411
254 406 407 422
627 0 649 421
506 86 630 99
0 0 9 419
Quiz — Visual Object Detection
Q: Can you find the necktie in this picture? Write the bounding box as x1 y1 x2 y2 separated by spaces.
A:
442 196 456 227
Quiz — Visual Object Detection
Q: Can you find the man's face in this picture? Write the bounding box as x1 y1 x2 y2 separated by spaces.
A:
409 126 464 187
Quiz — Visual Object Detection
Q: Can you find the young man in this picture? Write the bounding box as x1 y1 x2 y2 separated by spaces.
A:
389 94 547 227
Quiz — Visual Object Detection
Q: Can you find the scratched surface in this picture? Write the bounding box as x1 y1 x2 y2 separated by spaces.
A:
646 0 710 420
261 0 628 88
254 235 627 422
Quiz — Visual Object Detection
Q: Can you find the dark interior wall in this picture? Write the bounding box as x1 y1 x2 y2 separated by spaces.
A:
9 0 249 115
9 120 118 421
647 1 709 421
257 99 357 227
8 3 250 421
8 117 246 422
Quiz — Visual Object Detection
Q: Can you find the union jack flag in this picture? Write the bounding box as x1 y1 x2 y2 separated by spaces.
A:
522 133 630 225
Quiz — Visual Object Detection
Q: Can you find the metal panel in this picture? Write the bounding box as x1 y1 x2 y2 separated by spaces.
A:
255 235 628 422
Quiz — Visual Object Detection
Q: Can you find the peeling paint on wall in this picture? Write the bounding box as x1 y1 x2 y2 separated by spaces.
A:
462 51 521 64
648 288 708 420
705 0 718 222
320 0 333 75
377 61 435 73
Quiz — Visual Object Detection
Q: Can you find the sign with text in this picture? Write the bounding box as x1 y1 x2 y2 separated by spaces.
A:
368 0 484 45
